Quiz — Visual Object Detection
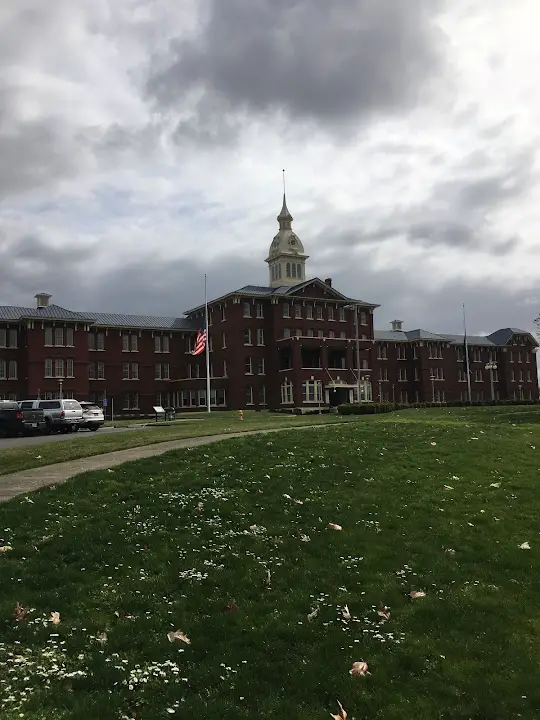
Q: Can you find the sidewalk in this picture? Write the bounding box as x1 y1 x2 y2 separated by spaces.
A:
0 424 330 503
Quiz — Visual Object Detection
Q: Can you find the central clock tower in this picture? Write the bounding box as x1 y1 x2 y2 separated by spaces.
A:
265 194 308 288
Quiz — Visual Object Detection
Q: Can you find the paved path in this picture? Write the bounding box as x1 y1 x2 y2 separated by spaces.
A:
0 425 138 450
0 424 335 503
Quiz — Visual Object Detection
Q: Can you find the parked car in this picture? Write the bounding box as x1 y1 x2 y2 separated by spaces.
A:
78 402 105 431
0 400 46 437
18 399 83 433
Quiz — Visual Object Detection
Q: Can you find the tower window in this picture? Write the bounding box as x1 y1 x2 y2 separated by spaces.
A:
291 264 297 278
286 262 291 278
297 264 301 279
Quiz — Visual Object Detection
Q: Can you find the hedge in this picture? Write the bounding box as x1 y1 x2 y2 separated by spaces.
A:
337 399 540 415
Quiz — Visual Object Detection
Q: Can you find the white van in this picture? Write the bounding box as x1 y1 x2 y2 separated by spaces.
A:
19 399 84 433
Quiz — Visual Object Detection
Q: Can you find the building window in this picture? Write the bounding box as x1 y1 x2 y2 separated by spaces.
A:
281 380 294 404
414 368 419 381
243 301 252 318
259 385 266 405
97 362 105 380
527 371 532 383
0 329 17 348
131 335 138 352
123 363 130 379
339 307 345 322
429 344 443 359
245 357 253 375
155 363 170 380
44 359 53 378
54 359 64 378
307 329 314 338
123 393 139 410
257 358 265 375
294 303 302 319
398 367 407 381
256 303 264 318
317 329 324 338
244 328 252 345
474 369 483 382
223 360 227 377
8 360 17 379
431 367 444 380
473 348 482 362
54 328 64 346
340 331 346 339
511 369 515 382
283 328 291 339
246 385 254 405
306 305 313 320
283 303 290 318
328 306 334 321
456 347 464 362
122 334 129 352
222 332 227 348
328 330 335 339
155 336 162 352
257 328 265 346
66 359 74 378
519 370 524 382
88 362 96 379
221 306 226 321
457 368 466 382
88 334 96 350
399 390 408 404
397 345 407 360
377 344 387 360
379 367 388 381
302 380 323 403
360 311 367 325
65 328 74 347
0 359 5 379
316 306 323 320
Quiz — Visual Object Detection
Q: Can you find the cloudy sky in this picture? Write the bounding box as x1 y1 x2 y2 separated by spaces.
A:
1 0 539 335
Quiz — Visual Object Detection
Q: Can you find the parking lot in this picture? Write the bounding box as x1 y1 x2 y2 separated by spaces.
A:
0 425 146 449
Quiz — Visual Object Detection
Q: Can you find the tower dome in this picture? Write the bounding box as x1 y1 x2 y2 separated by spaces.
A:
265 194 308 287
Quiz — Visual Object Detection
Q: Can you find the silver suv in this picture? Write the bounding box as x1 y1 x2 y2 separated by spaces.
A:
19 399 83 434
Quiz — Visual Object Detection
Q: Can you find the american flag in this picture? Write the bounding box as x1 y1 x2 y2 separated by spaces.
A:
191 325 207 356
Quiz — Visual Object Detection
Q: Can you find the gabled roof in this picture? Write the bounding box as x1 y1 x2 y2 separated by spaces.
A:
0 304 95 322
0 303 197 331
374 327 538 347
185 277 379 315
84 312 196 331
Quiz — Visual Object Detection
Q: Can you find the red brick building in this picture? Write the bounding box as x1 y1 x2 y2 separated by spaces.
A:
1 196 538 412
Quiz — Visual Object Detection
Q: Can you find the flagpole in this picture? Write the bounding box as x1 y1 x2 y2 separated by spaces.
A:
463 303 472 403
204 274 211 413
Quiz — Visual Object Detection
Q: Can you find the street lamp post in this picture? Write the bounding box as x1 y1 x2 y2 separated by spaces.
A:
485 362 497 401
58 378 64 401
430 374 435 403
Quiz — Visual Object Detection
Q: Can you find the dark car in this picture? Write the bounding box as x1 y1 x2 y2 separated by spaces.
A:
0 401 46 437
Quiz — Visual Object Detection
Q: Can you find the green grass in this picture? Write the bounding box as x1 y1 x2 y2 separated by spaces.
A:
0 411 351 476
1 407 540 718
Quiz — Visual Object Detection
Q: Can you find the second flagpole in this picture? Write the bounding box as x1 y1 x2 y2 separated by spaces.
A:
204 274 211 413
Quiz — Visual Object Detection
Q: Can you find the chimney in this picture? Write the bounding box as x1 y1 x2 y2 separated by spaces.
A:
35 293 52 309
324 278 332 287
391 319 403 331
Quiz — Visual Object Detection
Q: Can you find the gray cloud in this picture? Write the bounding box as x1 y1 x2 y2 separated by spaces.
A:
147 0 446 135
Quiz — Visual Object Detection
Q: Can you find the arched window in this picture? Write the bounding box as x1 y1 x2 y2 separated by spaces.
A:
291 264 297 278
278 264 282 279
286 262 291 278
297 264 301 279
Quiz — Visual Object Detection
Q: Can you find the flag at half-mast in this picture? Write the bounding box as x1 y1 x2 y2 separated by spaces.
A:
191 323 207 356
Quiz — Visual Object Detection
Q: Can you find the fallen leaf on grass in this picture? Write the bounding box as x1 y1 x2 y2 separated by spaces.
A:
14 603 28 621
350 661 370 676
490 482 501 488
167 630 190 644
308 606 320 621
409 591 426 600
327 523 342 531
443 485 454 490
50 612 61 625
330 700 347 719
377 605 391 621
0 545 12 552
519 542 531 550
299 534 311 542
265 569 271 586
342 605 351 622
196 502 204 513
223 599 238 612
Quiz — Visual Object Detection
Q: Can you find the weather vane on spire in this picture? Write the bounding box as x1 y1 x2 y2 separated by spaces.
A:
282 168 286 195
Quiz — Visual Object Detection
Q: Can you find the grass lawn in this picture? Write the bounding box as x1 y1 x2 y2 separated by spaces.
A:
0 411 352 477
1 406 540 718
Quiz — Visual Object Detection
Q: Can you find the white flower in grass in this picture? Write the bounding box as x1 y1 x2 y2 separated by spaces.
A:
519 542 531 550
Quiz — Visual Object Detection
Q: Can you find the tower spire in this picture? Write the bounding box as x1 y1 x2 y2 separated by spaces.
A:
277 169 293 228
